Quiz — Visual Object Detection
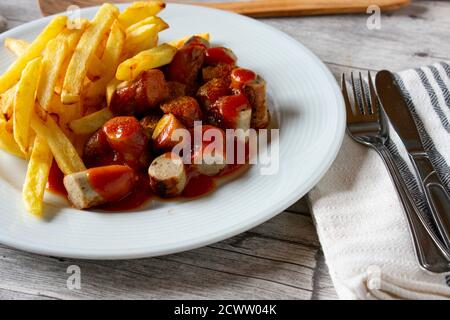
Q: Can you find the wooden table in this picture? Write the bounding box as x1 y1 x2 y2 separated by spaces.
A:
1 0 449 300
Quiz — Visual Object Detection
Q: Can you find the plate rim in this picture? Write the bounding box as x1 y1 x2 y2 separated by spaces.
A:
0 3 345 260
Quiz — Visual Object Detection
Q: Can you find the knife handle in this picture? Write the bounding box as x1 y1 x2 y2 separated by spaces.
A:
410 153 450 249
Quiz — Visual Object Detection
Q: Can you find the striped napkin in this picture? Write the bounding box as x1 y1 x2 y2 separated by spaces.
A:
309 63 450 300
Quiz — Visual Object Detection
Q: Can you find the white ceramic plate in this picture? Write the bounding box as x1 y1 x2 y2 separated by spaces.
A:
0 3 345 259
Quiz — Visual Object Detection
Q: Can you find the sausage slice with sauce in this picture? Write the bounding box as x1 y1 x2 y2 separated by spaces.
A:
64 165 136 209
148 152 187 197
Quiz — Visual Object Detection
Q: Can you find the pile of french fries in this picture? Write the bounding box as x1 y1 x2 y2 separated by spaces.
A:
0 1 209 216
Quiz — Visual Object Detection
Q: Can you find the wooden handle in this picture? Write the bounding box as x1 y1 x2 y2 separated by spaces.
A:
191 0 411 17
38 0 410 17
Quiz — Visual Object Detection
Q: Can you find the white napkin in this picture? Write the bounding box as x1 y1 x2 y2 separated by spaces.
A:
309 63 450 300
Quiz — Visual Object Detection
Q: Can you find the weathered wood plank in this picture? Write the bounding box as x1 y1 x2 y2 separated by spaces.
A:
0 288 57 300
0 238 314 299
311 250 338 300
263 1 450 76
0 212 319 299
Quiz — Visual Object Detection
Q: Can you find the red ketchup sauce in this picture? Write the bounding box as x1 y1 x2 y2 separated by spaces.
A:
86 165 136 202
218 93 249 129
205 47 236 65
231 68 257 90
47 159 249 211
47 161 67 197
97 173 153 212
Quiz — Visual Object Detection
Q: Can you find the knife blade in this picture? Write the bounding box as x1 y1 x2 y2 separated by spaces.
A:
376 70 450 250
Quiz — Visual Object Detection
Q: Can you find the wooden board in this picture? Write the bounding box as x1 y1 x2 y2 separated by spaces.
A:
38 0 410 17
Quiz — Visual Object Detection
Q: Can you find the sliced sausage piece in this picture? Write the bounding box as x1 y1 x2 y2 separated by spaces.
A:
148 152 187 197
185 36 210 49
110 69 169 116
160 96 203 127
83 129 116 168
152 113 187 151
243 76 270 129
166 81 187 101
202 63 234 82
140 113 163 140
64 165 136 209
103 116 151 170
208 93 252 131
230 68 257 90
192 125 227 176
205 47 237 66
166 44 206 95
197 78 230 112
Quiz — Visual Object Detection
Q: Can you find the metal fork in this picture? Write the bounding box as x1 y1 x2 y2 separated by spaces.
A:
342 72 450 273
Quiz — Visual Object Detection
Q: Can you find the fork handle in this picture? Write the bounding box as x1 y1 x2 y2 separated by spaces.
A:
376 145 450 272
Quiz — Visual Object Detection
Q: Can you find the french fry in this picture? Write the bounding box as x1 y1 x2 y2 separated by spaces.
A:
55 22 89 93
167 33 210 49
84 21 125 107
46 95 83 137
4 38 29 56
106 78 123 106
30 112 86 175
87 55 106 81
125 23 159 57
0 118 25 158
116 43 177 81
57 20 89 50
0 16 67 94
0 85 16 120
118 1 166 28
37 39 69 111
61 4 119 104
22 135 53 216
13 57 42 154
126 16 169 34
69 108 113 135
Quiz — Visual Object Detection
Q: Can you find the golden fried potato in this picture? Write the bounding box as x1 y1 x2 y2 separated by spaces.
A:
13 57 42 154
37 39 69 111
0 85 16 120
167 33 210 49
30 112 86 175
126 16 169 34
69 107 113 135
116 43 177 81
61 4 119 104
84 21 125 107
106 78 124 106
0 16 67 94
125 23 159 57
0 118 25 159
22 135 53 216
118 1 166 28
4 38 29 56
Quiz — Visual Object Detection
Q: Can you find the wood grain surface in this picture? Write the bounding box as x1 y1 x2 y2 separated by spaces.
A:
38 0 410 17
0 0 449 300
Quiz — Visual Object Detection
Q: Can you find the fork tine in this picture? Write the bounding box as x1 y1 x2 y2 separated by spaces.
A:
358 72 370 115
368 71 379 115
350 72 362 115
341 74 355 121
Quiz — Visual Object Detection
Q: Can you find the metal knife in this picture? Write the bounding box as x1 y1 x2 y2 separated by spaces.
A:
376 70 450 250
